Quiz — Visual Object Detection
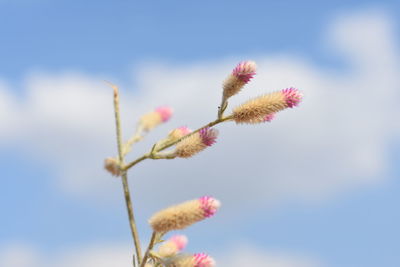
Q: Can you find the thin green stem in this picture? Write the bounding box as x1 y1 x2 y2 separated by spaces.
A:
111 84 142 265
123 115 233 171
140 232 157 267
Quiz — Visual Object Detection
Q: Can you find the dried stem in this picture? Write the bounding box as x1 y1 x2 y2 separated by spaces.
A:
111 83 143 265
122 115 233 171
140 231 157 267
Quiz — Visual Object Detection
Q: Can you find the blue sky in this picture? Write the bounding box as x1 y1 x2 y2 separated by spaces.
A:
1 1 400 267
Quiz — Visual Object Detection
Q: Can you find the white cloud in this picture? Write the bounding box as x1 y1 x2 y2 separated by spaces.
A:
0 243 41 267
219 244 321 267
0 9 399 214
0 243 321 267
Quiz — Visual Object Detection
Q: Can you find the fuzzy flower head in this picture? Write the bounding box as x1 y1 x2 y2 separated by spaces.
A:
232 88 302 124
193 253 215 267
148 196 221 233
158 235 188 258
199 128 218 146
166 253 215 267
222 61 257 99
282 87 303 108
174 128 218 158
140 106 173 131
104 157 121 176
232 61 257 83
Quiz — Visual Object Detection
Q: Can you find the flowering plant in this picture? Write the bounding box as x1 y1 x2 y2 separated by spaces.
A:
104 61 302 267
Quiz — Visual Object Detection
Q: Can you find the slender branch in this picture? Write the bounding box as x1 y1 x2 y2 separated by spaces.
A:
140 231 157 267
123 115 233 171
111 83 142 265
123 124 145 156
121 172 143 264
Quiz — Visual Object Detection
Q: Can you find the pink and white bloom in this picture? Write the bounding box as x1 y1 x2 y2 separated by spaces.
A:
232 60 257 83
174 128 219 158
282 87 303 108
222 60 257 99
193 253 216 267
148 196 221 232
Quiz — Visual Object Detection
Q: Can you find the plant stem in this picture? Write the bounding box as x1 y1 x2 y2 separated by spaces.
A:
112 84 142 265
123 115 233 171
121 172 143 264
140 232 157 267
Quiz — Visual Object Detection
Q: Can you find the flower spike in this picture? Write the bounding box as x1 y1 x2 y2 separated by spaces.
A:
174 128 218 158
222 61 257 100
232 88 303 124
149 196 221 233
140 106 173 131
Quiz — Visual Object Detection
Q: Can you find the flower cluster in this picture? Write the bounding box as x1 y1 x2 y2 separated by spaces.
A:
104 60 303 267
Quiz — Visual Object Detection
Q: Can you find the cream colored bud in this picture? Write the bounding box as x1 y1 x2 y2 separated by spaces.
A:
104 157 121 176
149 196 220 233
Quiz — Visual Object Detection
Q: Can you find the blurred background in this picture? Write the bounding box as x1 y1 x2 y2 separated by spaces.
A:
1 0 399 266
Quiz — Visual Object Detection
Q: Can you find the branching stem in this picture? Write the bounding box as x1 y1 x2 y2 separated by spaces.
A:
140 232 157 267
111 83 143 265
122 115 233 171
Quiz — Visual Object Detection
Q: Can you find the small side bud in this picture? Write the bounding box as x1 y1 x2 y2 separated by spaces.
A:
168 126 192 141
158 235 188 258
104 157 121 176
174 128 218 158
222 61 257 99
148 196 221 233
155 106 173 122
232 88 302 124
140 106 173 131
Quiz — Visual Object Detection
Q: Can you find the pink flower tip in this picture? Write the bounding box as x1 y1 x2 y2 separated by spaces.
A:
170 235 188 251
177 126 192 135
193 253 215 267
199 128 218 146
155 106 173 122
199 196 221 218
264 113 275 122
281 88 303 108
232 61 257 83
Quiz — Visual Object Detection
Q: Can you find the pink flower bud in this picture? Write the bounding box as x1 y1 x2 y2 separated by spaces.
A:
222 61 257 99
282 88 303 108
232 61 257 83
158 235 188 258
193 253 215 267
155 106 173 122
199 128 218 146
168 126 192 140
140 106 173 131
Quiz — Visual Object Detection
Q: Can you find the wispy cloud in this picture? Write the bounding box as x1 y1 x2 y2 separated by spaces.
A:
0 9 399 216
